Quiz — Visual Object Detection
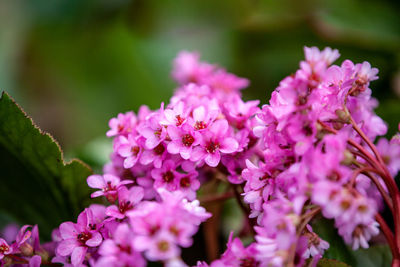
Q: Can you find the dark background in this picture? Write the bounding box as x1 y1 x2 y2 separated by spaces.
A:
1 0 400 164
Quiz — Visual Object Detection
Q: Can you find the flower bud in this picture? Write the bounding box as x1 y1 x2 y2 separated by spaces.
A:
341 150 354 166
335 109 350 123
19 242 33 256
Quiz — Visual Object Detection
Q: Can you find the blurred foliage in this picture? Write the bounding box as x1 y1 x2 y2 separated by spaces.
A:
313 217 392 266
0 0 399 154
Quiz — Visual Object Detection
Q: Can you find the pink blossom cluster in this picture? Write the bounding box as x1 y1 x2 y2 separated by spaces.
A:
0 224 49 266
240 47 400 265
52 189 210 266
1 47 400 267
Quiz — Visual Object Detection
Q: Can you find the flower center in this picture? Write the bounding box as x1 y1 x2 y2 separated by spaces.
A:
162 171 174 183
180 177 191 188
153 143 165 155
157 240 170 252
182 134 195 147
131 146 140 156
175 115 185 126
194 121 207 130
104 181 116 192
0 244 9 254
77 232 92 245
240 257 259 267
119 201 133 214
206 141 219 153
118 244 132 254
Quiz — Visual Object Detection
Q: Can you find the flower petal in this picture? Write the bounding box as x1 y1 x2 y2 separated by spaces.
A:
86 232 102 247
71 246 87 266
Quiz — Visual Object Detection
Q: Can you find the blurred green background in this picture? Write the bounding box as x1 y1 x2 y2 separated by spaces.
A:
1 0 400 164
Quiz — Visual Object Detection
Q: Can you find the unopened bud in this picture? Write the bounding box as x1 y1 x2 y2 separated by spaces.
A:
335 109 350 123
341 149 354 166
20 243 34 256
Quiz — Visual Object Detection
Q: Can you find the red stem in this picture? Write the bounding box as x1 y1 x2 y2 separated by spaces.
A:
319 119 400 262
361 171 393 213
376 214 399 259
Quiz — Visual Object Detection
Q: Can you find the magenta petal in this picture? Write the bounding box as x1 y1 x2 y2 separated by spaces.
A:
86 232 102 247
91 191 104 198
220 138 239 153
209 119 228 136
87 175 105 189
167 126 181 140
180 146 191 160
167 141 180 154
98 240 118 256
205 153 220 167
193 106 205 121
164 109 176 123
57 239 78 256
71 246 87 266
104 174 120 185
140 150 153 165
59 222 77 239
145 136 159 149
29 255 42 267
124 157 136 169
118 145 132 157
191 146 205 161
106 205 124 219
129 186 144 204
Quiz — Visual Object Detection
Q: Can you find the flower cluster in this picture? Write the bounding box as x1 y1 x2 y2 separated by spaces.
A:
240 47 400 265
1 47 400 267
0 224 51 266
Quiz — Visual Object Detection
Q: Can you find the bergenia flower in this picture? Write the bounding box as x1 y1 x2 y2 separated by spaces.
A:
191 119 238 167
87 174 133 202
106 111 137 137
56 207 105 266
116 134 143 169
167 124 202 160
106 186 144 219
0 238 12 260
96 223 145 267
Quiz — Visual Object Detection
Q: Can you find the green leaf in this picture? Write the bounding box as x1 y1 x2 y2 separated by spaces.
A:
312 218 356 265
317 258 351 267
351 245 392 267
312 217 392 266
0 91 92 239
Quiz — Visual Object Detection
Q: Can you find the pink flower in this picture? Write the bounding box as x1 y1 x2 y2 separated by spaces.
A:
56 207 105 266
0 238 12 260
167 124 202 160
171 51 214 85
160 101 190 127
191 119 238 167
189 104 219 131
140 142 168 168
177 171 200 200
210 232 260 266
302 225 329 258
106 186 144 219
106 111 137 137
338 221 379 250
133 230 180 261
96 223 145 267
205 69 249 92
138 110 167 150
116 134 143 169
304 46 340 66
376 138 400 177
87 174 133 202
151 160 181 191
